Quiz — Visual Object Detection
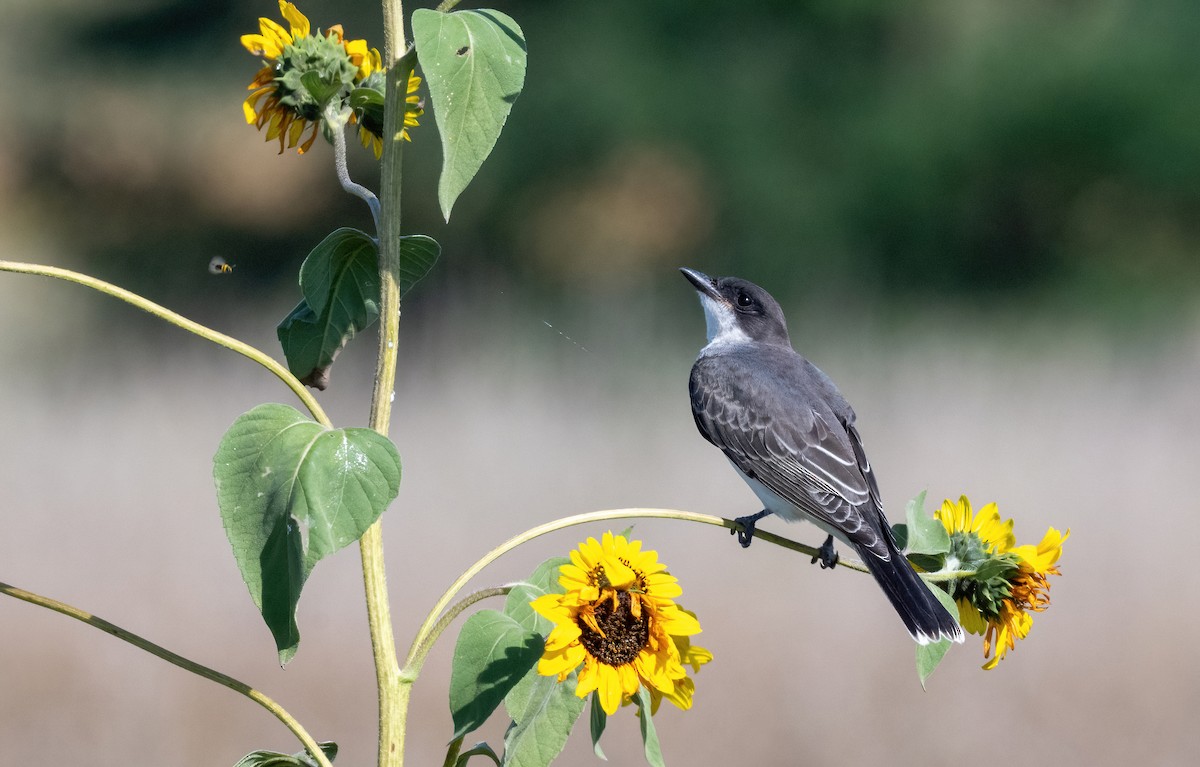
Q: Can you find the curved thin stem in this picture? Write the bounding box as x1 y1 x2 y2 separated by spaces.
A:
0 260 330 428
403 587 510 683
402 508 865 676
0 582 332 767
329 108 381 229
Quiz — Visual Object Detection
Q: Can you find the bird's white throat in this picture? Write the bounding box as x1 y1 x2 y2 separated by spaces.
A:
698 293 750 348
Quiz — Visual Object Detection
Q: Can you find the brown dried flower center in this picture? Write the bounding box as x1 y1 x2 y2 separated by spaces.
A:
578 590 650 666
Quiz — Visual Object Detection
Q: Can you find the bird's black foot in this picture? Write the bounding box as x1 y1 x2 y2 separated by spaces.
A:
810 534 839 569
732 509 773 548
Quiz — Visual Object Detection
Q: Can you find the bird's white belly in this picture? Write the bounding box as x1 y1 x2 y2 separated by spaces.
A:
730 460 856 547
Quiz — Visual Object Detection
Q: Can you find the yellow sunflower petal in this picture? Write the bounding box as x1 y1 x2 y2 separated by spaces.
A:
599 554 637 590
596 664 623 715
544 622 582 650
538 643 584 677
617 662 641 698
243 91 269 123
956 597 988 635
278 1 310 39
657 604 702 636
241 33 281 58
575 658 600 698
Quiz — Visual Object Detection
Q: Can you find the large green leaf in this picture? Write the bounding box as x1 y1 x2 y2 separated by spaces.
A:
502 668 585 767
412 8 527 221
278 230 441 390
214 404 401 664
277 228 379 391
449 610 544 740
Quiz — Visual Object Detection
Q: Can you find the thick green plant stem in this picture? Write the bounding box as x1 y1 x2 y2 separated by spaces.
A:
0 582 333 767
361 3 410 767
0 260 331 428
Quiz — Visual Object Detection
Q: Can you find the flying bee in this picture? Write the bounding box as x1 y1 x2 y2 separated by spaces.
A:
208 256 234 275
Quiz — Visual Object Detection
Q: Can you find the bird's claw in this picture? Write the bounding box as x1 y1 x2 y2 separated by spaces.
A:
810 534 839 569
731 510 772 548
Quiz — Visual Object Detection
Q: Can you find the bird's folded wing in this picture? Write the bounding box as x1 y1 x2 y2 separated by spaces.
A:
691 371 885 555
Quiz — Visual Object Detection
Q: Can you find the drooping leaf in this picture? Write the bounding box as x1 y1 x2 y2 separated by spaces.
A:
232 742 337 767
449 610 544 740
277 229 441 390
904 491 951 556
503 556 568 635
915 584 960 688
299 228 380 317
411 8 527 221
277 228 380 390
214 404 401 663
632 687 666 767
455 742 501 767
502 668 586 767
589 693 608 761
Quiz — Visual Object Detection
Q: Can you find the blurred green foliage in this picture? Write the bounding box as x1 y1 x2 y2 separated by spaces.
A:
9 0 1200 316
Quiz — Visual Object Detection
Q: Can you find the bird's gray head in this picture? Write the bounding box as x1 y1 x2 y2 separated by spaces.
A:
680 268 791 347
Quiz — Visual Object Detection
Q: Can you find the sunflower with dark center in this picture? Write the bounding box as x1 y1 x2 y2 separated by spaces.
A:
936 496 1069 669
531 532 708 715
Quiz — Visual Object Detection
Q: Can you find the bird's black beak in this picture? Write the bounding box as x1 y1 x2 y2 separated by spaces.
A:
680 267 722 301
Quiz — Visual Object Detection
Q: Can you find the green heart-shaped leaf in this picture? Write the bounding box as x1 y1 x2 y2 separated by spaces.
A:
278 229 441 390
449 610 543 740
214 404 401 664
412 8 527 221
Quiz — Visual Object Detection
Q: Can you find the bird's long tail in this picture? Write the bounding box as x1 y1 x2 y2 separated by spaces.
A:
857 535 965 645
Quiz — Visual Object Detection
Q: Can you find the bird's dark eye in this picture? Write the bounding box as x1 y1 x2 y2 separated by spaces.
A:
736 292 753 308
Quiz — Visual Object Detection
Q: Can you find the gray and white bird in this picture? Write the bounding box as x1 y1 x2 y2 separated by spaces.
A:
681 267 964 645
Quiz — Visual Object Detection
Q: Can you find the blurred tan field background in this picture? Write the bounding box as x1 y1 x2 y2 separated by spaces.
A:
3 1 1200 766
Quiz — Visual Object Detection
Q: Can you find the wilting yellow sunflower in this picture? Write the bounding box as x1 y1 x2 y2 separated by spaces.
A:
241 2 380 155
936 496 1069 669
531 532 707 716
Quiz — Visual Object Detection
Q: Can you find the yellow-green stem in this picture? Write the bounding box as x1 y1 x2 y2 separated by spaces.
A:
0 260 329 427
362 4 409 767
0 582 332 767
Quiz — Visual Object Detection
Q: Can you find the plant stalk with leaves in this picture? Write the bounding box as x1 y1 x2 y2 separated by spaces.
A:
0 2 1068 767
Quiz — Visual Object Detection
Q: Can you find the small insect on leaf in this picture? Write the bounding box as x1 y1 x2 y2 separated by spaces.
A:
209 256 235 275
456 46 469 56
